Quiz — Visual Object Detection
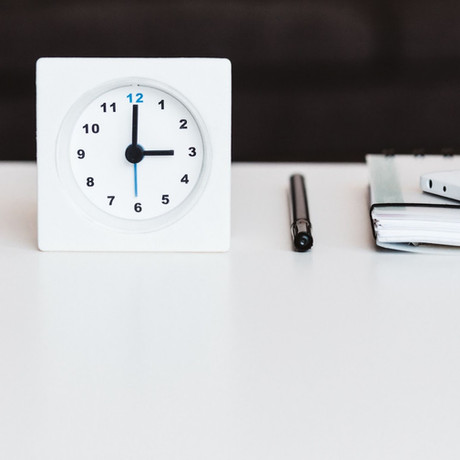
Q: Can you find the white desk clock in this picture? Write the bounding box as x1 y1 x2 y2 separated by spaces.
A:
36 58 231 251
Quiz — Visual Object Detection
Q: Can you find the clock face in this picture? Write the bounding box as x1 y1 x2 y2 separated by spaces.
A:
57 79 208 231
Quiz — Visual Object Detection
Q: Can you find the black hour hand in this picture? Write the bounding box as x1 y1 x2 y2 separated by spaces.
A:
143 150 174 156
125 146 174 164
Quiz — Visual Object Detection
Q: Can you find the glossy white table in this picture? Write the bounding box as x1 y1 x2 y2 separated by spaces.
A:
1 162 460 460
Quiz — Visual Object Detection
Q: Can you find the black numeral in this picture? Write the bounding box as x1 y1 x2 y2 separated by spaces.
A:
134 202 142 212
188 147 197 157
181 174 189 184
158 99 165 110
179 119 188 129
77 149 85 159
107 195 115 205
101 102 116 112
162 194 170 205
86 177 94 187
83 123 100 134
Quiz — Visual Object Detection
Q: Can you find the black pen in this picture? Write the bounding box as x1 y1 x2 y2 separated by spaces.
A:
289 174 313 252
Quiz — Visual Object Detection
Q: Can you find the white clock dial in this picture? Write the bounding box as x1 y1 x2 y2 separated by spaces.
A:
57 80 208 231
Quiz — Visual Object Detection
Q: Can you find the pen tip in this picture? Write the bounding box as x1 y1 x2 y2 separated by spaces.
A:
294 233 313 252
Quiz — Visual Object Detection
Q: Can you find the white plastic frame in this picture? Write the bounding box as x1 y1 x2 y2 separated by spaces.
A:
37 57 231 252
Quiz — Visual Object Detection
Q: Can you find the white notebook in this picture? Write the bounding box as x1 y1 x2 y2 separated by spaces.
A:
366 154 460 252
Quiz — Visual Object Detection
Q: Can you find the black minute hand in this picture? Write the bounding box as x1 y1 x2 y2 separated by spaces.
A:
132 104 138 145
125 104 143 164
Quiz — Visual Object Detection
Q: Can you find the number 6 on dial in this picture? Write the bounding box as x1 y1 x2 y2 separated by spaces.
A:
37 57 231 252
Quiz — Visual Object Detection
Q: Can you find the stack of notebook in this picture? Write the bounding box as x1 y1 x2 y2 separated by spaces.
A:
367 154 460 252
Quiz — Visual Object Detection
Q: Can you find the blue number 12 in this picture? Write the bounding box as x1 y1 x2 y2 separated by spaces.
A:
127 93 144 103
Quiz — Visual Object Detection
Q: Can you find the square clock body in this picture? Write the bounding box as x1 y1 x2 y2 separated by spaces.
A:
36 58 231 251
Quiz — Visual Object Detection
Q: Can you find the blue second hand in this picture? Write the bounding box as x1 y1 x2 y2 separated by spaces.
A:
134 163 138 197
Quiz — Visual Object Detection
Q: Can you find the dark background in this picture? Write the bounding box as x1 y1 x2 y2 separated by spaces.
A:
2 0 460 162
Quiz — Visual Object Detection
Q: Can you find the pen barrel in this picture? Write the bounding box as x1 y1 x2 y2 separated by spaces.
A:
290 174 310 222
289 174 313 251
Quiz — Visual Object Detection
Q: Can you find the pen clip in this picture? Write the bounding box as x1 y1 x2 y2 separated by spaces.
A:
290 218 311 238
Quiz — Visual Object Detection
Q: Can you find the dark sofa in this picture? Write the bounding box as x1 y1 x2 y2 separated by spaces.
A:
2 0 460 162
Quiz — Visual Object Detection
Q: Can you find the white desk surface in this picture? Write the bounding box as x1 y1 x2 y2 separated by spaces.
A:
1 161 460 460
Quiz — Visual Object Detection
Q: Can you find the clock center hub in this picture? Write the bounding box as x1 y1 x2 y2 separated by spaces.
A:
125 144 144 164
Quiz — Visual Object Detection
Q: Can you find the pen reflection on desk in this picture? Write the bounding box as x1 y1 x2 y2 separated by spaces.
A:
289 174 313 252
